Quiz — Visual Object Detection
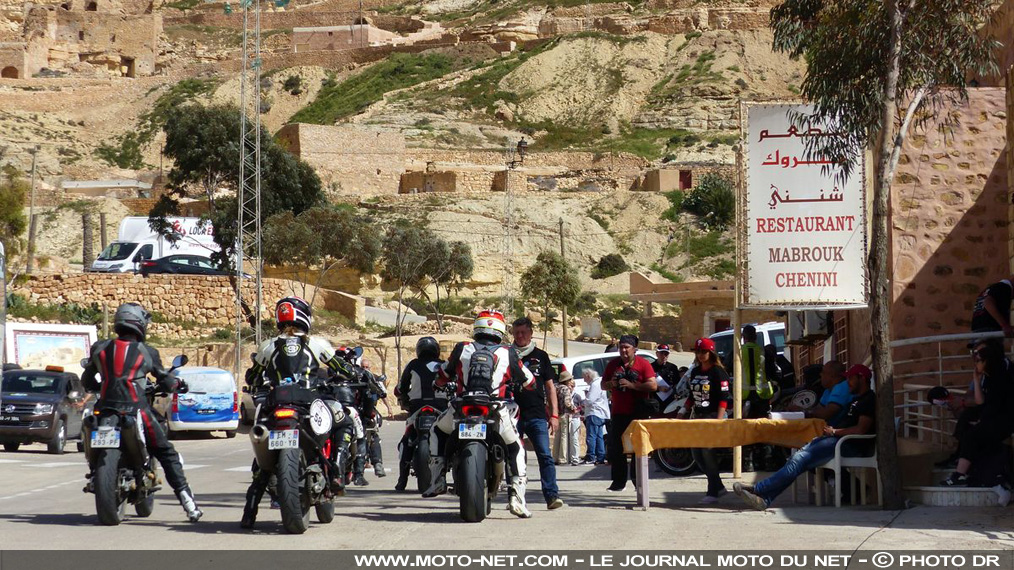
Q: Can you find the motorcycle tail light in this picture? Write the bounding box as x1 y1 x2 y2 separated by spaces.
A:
172 393 179 413
274 408 296 419
420 406 437 414
462 405 489 417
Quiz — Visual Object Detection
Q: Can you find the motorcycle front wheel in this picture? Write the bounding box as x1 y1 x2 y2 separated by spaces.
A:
277 448 310 534
653 448 698 477
456 442 488 523
134 463 157 517
94 448 126 525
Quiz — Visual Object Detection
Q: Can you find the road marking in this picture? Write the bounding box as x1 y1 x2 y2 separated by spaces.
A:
224 466 251 472
34 462 81 468
0 459 25 464
0 478 84 501
184 464 209 470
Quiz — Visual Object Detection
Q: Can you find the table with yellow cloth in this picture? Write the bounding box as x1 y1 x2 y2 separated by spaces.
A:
621 418 827 509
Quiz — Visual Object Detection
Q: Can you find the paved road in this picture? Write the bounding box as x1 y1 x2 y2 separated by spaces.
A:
365 306 427 327
0 424 1008 550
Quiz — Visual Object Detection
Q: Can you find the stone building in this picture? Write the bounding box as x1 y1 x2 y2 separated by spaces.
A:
638 162 736 192
276 123 407 196
292 23 397 52
1 0 160 78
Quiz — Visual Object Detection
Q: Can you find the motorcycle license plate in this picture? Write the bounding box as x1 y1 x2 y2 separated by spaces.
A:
458 423 486 440
91 428 121 449
268 429 299 449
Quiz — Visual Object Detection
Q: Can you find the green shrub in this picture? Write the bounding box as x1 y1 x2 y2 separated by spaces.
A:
651 262 684 283
682 173 735 230
590 253 630 279
6 293 102 325
569 291 598 314
660 190 684 222
282 75 303 95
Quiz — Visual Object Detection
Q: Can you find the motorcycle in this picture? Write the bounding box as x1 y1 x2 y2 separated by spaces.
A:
440 382 512 523
248 374 340 534
399 398 443 492
80 354 188 526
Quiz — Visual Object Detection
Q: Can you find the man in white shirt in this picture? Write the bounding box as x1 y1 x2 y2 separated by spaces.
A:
579 368 609 464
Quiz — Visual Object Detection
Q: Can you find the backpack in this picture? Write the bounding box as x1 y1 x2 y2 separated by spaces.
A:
466 343 498 393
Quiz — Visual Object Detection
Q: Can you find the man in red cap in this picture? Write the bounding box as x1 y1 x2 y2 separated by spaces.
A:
734 364 876 510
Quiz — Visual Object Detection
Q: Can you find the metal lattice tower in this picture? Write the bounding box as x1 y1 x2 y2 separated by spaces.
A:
501 141 517 318
235 0 263 378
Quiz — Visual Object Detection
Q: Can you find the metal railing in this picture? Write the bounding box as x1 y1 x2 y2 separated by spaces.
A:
890 331 1003 448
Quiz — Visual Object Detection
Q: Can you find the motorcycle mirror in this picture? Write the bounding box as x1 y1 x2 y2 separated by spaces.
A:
80 357 90 368
352 346 364 359
172 355 188 368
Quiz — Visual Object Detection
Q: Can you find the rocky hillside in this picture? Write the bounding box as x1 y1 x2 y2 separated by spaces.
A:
0 0 804 293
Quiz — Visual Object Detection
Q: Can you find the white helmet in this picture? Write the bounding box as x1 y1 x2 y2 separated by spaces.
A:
472 309 507 343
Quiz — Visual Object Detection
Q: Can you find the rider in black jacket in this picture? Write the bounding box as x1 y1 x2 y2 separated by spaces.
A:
241 297 359 529
393 337 447 491
81 303 203 523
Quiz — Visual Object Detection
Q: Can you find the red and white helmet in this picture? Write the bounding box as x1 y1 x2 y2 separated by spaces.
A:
276 296 312 333
472 309 507 342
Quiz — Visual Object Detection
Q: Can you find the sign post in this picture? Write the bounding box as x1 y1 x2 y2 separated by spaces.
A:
743 103 868 310
0 241 5 365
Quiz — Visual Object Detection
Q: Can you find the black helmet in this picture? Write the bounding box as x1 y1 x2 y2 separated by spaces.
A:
276 296 312 333
113 302 151 341
334 384 356 407
416 336 440 360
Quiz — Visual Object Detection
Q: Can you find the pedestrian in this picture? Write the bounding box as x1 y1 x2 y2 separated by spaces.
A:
553 371 580 465
579 368 608 464
601 334 657 492
679 337 732 504
971 275 1014 335
511 317 565 510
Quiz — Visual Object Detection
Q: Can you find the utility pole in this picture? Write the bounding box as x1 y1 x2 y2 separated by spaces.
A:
25 145 38 275
559 217 568 357
359 0 364 48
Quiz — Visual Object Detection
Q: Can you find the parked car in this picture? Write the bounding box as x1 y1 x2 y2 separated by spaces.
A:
138 254 228 277
551 350 694 397
152 367 239 438
0 366 94 454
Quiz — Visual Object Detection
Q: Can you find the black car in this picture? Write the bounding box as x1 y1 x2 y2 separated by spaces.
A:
138 254 228 277
0 367 95 454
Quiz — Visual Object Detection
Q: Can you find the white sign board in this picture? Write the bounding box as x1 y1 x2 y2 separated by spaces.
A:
744 103 868 308
4 323 98 376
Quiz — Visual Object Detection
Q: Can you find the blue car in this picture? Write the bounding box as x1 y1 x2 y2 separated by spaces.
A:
163 367 239 438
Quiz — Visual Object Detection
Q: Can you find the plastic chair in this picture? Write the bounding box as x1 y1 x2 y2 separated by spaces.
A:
813 434 881 507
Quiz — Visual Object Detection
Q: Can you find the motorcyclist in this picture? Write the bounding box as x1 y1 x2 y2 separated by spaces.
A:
359 358 388 480
394 336 447 492
339 350 386 487
241 296 359 529
81 302 203 523
422 310 537 518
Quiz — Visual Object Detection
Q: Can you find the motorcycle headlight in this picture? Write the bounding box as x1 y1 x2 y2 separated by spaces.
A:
34 403 54 415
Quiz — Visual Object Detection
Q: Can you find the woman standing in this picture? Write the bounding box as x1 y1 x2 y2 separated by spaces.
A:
553 371 577 465
681 337 733 504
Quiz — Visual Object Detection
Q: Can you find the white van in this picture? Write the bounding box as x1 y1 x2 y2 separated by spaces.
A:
88 217 219 273
709 321 787 370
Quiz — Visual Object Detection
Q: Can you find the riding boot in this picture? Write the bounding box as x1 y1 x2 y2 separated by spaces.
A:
240 478 265 528
422 456 447 497
353 448 369 486
507 476 532 519
395 441 411 491
175 485 203 523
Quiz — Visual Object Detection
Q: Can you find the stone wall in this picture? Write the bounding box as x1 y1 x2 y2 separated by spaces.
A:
890 88 1009 345
168 11 422 33
399 170 457 193
12 273 365 326
0 42 25 77
277 123 406 196
638 315 681 345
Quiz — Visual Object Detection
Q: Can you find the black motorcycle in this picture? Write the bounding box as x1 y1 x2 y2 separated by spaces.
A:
81 355 187 526
399 399 443 492
441 384 511 523
248 375 339 534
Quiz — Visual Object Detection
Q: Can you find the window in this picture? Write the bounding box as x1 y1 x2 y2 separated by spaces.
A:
78 30 85 40
110 33 115 42
97 242 139 261
137 244 153 260
85 1 97 10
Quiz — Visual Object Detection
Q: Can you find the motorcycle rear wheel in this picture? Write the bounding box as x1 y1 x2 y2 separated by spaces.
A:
456 442 488 523
94 448 126 525
277 447 310 534
413 437 431 494
653 448 698 477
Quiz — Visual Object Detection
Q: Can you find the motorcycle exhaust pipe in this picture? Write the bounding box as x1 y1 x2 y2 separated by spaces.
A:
249 425 276 472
